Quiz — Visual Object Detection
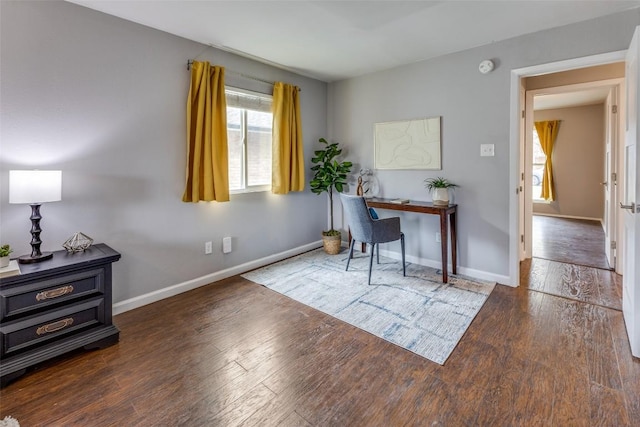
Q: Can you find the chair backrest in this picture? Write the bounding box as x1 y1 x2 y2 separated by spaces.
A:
339 194 375 243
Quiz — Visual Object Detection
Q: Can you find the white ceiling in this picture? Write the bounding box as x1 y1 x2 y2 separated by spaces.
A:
534 86 613 111
68 0 640 82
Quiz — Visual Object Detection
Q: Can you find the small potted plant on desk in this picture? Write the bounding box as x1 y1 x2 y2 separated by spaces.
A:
0 244 13 268
310 138 353 254
425 177 458 205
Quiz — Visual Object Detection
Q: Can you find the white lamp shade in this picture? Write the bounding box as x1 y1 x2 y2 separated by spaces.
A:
9 170 62 204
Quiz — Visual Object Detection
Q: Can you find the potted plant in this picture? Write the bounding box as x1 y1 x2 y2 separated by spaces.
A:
310 138 353 254
0 244 13 268
424 177 458 205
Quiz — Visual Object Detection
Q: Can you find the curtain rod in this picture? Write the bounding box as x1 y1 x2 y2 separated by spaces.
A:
186 60 271 86
186 60 300 91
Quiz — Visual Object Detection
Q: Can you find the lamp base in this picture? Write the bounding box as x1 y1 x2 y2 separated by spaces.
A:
18 252 53 264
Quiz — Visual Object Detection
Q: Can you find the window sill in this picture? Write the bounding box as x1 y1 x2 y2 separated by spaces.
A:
230 186 271 195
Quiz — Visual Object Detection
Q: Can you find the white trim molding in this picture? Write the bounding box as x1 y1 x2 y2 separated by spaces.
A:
113 241 323 315
377 248 511 286
509 49 627 287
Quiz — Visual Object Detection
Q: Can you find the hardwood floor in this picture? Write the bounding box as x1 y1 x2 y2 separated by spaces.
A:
1 264 638 426
523 257 622 311
532 215 610 270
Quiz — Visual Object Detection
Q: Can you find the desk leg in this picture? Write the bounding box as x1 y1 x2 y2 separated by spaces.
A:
440 212 448 283
450 211 457 275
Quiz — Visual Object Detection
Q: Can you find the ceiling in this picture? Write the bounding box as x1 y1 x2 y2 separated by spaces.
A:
68 0 640 82
534 86 613 111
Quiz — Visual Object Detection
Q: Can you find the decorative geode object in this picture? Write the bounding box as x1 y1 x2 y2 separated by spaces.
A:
63 232 94 253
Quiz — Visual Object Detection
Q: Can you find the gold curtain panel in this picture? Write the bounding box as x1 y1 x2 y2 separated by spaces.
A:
271 82 305 194
182 61 230 202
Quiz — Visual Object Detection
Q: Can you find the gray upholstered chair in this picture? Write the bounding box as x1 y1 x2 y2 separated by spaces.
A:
339 193 406 285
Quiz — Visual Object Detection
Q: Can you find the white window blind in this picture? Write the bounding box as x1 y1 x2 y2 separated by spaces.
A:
226 88 272 113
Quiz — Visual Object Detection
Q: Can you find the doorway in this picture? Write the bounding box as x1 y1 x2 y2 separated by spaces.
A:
510 61 624 280
525 78 623 271
509 31 640 359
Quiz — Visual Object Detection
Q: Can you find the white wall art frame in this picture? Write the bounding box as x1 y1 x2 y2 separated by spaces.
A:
374 117 442 170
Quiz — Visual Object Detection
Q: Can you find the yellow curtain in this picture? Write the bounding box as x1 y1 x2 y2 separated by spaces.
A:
534 120 560 201
271 82 305 194
182 61 229 202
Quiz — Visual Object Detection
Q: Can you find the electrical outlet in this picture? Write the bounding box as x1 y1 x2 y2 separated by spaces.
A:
222 237 232 254
435 232 441 243
480 144 495 157
205 241 212 255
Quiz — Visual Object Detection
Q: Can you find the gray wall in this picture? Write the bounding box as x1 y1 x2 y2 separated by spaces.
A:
328 10 640 281
0 1 328 304
533 105 606 219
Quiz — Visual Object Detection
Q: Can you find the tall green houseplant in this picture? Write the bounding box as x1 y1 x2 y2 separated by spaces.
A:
310 138 352 250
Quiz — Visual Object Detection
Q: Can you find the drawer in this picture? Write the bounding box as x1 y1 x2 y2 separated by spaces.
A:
0 298 105 358
0 268 105 321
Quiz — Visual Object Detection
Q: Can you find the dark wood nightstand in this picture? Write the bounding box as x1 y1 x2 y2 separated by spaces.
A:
0 243 121 387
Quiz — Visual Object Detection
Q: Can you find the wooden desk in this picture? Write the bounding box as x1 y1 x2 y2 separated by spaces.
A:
366 198 457 283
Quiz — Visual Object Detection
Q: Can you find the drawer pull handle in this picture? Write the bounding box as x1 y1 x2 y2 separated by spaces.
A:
36 318 74 335
36 285 74 301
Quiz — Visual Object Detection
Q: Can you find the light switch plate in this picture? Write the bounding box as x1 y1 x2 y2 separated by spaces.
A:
480 144 495 157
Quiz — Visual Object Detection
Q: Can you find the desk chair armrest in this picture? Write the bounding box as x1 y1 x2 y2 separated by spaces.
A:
372 217 401 243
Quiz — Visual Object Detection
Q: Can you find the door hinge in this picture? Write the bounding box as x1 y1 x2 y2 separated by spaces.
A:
521 172 524 181
612 172 617 185
522 110 525 119
521 235 524 243
611 241 617 250
612 105 618 114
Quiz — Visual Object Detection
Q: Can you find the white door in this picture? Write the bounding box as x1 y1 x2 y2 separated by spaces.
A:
604 87 618 269
623 26 640 358
519 82 527 260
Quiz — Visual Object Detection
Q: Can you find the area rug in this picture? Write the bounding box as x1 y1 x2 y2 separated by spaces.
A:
0 416 20 427
242 248 495 365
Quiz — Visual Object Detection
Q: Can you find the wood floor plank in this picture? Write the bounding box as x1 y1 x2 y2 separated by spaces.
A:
584 305 623 390
208 383 277 426
590 382 630 426
277 411 313 427
595 268 623 310
608 309 640 422
49 396 140 427
525 258 622 311
474 353 526 426
521 257 550 293
552 396 591 426
512 359 555 425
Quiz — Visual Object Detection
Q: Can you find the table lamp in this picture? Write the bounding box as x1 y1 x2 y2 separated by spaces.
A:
9 170 62 264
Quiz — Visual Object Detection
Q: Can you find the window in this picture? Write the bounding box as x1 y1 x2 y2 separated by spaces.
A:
226 88 272 193
532 129 546 201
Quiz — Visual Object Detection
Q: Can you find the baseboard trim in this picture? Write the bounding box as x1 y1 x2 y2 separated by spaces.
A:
112 241 323 315
533 212 602 222
374 247 511 286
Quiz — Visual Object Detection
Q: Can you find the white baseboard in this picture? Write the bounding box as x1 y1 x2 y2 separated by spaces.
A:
112 240 323 315
533 212 602 222
374 247 511 286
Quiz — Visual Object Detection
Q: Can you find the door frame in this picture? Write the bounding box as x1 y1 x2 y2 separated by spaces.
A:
508 50 627 286
522 79 623 264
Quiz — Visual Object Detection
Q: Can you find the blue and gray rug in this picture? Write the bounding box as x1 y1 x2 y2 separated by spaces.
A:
242 248 495 365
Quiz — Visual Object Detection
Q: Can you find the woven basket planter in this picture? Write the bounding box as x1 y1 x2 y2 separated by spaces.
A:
322 234 342 255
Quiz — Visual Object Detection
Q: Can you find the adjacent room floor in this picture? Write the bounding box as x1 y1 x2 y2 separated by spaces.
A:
532 214 610 270
0 259 636 426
